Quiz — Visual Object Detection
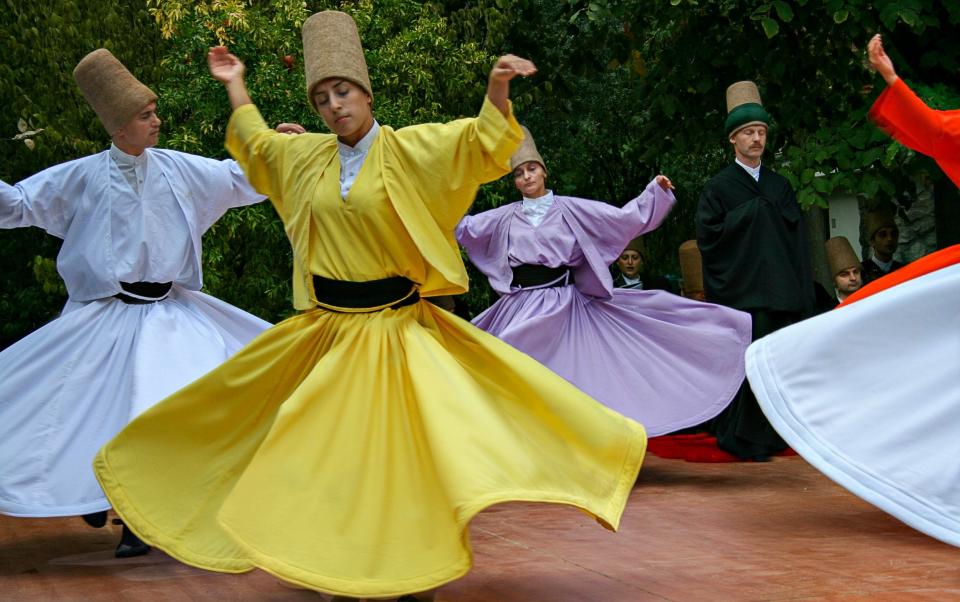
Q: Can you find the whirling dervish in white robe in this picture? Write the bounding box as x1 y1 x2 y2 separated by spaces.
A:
0 49 270 524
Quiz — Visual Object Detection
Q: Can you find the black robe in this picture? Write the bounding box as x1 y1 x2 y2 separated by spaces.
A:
697 163 815 314
862 256 906 284
695 163 815 459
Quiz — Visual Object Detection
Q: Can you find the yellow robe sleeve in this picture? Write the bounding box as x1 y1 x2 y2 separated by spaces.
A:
379 97 522 296
387 97 522 230
225 104 338 309
225 104 290 218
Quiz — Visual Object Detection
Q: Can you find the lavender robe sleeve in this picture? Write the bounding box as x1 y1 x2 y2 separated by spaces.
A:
560 178 676 298
455 203 516 295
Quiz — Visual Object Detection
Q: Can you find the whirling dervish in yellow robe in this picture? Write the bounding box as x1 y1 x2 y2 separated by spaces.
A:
94 10 646 599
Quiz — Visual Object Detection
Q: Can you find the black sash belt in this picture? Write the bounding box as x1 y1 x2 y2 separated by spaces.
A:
114 281 173 304
312 275 420 312
511 264 575 288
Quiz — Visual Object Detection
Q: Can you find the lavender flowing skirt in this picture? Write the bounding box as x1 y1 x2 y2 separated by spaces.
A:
473 284 751 435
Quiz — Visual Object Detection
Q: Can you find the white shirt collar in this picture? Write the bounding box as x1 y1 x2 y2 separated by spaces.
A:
109 143 148 168
622 275 642 285
735 158 762 181
337 120 380 157
520 190 555 227
109 144 149 195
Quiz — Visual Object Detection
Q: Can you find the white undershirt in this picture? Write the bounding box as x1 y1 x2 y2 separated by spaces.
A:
337 120 380 200
520 190 555 227
108 146 191 283
736 158 762 182
622 275 642 287
110 144 148 195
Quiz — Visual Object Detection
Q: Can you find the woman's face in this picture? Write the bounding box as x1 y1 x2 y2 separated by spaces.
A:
513 161 547 198
312 78 374 147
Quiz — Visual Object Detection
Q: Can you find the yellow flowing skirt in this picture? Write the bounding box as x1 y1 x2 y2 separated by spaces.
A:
94 301 645 597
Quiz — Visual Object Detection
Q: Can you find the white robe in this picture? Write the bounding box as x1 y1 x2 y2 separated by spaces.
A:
0 148 271 517
746 264 960 547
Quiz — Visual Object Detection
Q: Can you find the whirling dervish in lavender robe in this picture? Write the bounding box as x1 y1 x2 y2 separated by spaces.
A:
456 126 752 435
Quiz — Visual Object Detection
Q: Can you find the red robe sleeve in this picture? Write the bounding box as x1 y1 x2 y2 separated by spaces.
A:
869 78 960 188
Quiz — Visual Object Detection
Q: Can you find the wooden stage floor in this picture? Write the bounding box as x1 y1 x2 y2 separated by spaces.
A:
2 455 958 601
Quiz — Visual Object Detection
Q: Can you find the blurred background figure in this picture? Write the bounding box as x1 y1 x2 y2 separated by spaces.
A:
825 236 863 305
614 236 674 292
678 240 706 301
861 207 905 283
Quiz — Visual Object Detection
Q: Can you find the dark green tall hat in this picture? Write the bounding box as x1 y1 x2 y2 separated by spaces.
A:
724 81 771 137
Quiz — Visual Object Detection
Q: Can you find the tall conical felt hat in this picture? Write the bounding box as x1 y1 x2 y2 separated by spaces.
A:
73 49 157 135
302 10 373 111
678 240 704 295
863 208 898 241
510 125 546 171
824 236 861 276
622 236 646 257
724 80 771 136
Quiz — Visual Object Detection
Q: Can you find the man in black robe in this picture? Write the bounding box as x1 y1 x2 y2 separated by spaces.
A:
696 81 815 461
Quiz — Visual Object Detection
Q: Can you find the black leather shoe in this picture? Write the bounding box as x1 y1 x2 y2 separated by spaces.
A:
81 511 108 528
114 523 151 558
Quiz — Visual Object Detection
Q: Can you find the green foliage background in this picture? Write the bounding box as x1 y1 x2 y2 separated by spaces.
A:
2 0 959 349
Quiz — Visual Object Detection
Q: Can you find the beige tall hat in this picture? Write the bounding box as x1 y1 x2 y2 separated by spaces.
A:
302 11 373 111
510 125 546 171
678 240 704 295
824 236 861 276
73 49 157 135
725 81 762 113
724 80 771 136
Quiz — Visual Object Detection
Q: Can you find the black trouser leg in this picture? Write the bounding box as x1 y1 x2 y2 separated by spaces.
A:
114 520 151 558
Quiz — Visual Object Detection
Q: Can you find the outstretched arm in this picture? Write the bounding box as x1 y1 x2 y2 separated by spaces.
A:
208 46 252 110
486 54 537 117
0 170 72 236
867 34 898 86
868 33 960 167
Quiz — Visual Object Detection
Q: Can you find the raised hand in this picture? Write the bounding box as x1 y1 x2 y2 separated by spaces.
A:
868 34 898 85
489 55 538 83
207 46 245 85
655 175 675 192
486 54 537 117
275 123 306 135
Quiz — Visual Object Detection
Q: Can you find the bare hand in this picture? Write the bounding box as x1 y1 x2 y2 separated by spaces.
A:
655 175 674 191
489 54 537 83
275 123 306 135
208 46 245 85
867 34 898 85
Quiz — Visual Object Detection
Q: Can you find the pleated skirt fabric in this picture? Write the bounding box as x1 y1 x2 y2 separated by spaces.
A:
94 300 645 597
0 288 270 517
472 285 752 436
747 261 960 547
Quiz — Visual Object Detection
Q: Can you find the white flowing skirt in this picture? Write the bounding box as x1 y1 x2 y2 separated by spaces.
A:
0 287 270 517
746 264 960 547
